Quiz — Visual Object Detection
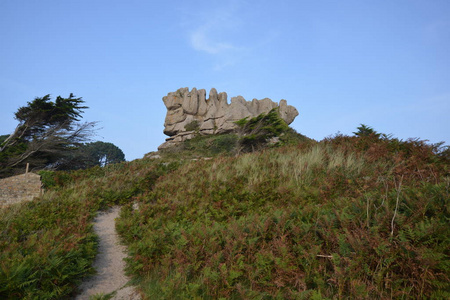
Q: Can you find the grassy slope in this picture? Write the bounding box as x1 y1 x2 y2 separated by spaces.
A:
1 133 449 299
0 160 176 299
117 135 449 299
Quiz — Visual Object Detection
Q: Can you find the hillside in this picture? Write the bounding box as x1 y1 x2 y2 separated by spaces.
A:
0 128 449 299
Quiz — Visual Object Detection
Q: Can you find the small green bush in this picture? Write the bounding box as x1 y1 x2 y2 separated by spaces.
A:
38 170 57 189
160 134 239 159
235 108 291 152
184 120 200 132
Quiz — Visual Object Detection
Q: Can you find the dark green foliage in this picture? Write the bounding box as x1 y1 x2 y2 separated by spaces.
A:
84 141 125 166
353 124 380 138
38 170 58 189
58 141 126 170
0 94 96 178
235 108 291 152
184 120 200 132
0 135 8 144
0 197 98 299
0 140 28 177
278 127 311 146
160 134 240 159
14 94 87 138
184 134 239 155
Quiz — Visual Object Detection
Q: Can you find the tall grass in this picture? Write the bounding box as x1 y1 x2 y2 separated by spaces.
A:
1 133 448 299
117 136 449 299
0 159 178 299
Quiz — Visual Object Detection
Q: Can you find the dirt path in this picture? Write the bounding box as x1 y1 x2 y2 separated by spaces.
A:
76 207 140 300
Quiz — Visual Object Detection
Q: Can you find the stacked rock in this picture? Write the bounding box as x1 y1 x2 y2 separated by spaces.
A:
159 87 299 149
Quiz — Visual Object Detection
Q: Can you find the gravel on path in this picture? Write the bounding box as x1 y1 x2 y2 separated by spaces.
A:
75 207 140 300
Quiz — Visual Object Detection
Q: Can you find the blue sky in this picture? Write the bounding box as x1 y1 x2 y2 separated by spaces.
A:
1 0 449 160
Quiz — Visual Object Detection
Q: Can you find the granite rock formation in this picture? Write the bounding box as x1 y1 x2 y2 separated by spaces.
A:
159 87 299 149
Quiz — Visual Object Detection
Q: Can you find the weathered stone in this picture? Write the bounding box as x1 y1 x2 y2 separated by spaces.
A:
158 87 299 150
163 91 183 110
182 87 199 115
256 98 278 115
199 119 215 132
0 173 42 207
163 106 187 136
144 153 161 159
198 89 207 116
279 99 298 124
222 97 253 132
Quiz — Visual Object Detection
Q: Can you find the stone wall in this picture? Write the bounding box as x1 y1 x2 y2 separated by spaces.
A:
0 173 42 207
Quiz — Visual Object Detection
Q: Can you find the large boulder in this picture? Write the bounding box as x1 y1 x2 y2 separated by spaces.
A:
159 88 299 149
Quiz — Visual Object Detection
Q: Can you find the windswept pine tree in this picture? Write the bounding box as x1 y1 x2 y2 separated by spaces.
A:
0 94 97 177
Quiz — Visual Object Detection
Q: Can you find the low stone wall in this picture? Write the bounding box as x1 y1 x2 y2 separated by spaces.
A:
0 173 42 207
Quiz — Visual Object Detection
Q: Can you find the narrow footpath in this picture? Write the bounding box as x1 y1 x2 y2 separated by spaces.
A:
76 207 140 300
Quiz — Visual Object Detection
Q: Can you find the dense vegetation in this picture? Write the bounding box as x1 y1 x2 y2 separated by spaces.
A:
0 161 176 299
0 121 448 299
117 133 449 299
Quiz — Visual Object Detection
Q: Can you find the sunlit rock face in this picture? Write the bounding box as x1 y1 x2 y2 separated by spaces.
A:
159 87 299 149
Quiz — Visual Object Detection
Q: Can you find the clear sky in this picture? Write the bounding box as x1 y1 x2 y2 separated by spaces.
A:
1 0 449 161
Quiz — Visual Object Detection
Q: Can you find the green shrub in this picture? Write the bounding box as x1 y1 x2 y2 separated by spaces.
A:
184 120 200 132
235 108 291 152
160 134 239 159
38 170 57 189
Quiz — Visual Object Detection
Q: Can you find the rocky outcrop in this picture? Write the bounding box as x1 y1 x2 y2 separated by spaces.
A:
159 88 299 149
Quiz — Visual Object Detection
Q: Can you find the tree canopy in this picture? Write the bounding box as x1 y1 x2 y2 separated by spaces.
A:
353 124 381 138
0 94 96 177
57 141 126 170
84 141 125 167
